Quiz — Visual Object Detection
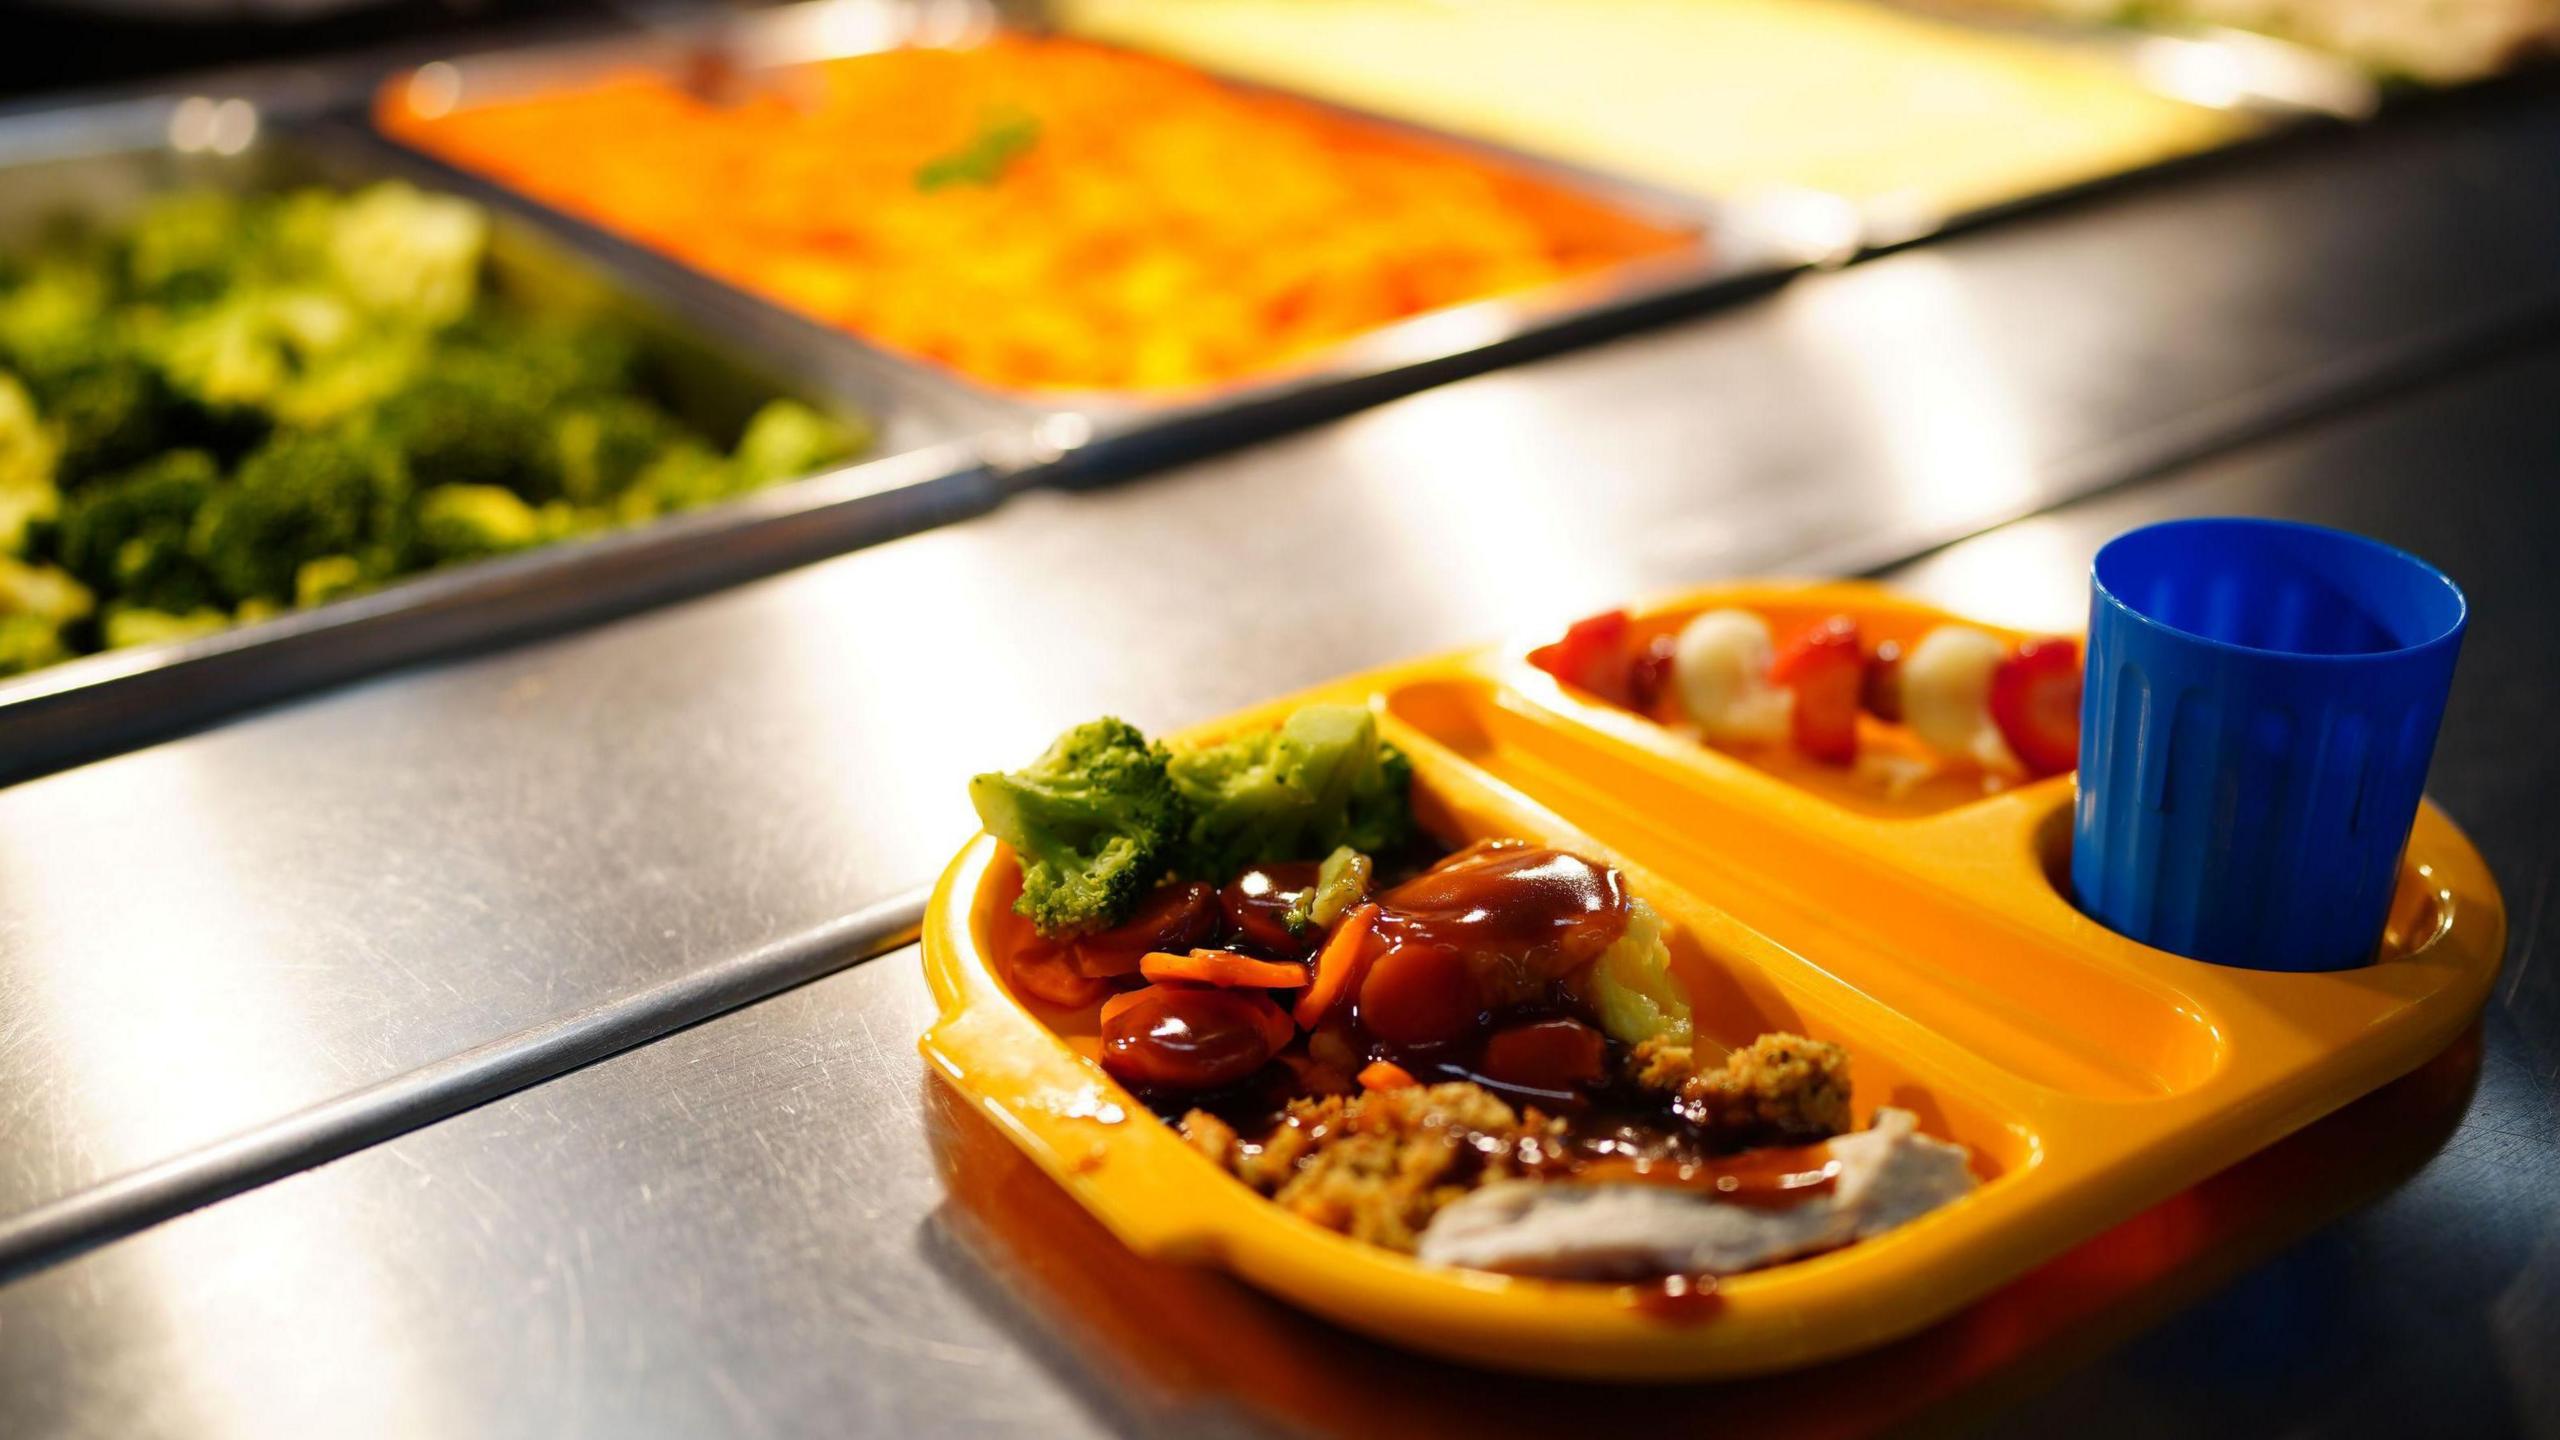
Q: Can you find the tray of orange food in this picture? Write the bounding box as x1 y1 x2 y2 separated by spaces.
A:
918 578 2502 1379
370 0 1805 474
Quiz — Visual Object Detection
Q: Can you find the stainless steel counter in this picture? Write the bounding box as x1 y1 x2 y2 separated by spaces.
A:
1 74 2557 1439
9 78 2560 1266
6 332 2553 1439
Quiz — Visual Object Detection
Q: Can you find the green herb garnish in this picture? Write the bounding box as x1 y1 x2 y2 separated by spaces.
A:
915 109 1042 192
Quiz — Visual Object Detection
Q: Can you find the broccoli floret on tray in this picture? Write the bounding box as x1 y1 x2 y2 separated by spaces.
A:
320 182 488 328
194 430 403 606
555 397 679 506
0 552 94 677
370 369 562 501
732 398 871 489
102 604 230 651
414 483 542 564
36 356 182 485
971 718 1185 938
0 180 864 676
51 448 222 613
973 707 1422 937
0 371 60 557
1170 704 1416 880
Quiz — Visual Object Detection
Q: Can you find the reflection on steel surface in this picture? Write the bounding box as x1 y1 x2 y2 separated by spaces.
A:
0 887 927 1281
0 949 2493 1438
1777 255 2042 525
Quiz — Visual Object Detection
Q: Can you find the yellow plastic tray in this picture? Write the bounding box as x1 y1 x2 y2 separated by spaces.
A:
919 580 2504 1380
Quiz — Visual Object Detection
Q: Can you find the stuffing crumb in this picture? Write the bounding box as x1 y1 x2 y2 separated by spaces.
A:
1627 1032 1853 1144
1180 1109 1240 1169
1182 1083 1566 1253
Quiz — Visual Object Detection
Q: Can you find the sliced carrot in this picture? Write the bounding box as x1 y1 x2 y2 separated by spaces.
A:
1244 992 1298 1054
1140 948 1311 990
1010 947 1111 1009
1098 985 1156 1030
1294 902 1381 1029
1357 1060 1418 1092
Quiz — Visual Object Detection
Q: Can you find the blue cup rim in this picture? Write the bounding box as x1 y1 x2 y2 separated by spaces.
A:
2090 517 2468 666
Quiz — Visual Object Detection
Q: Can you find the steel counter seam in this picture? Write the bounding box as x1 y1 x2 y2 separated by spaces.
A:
0 886 930 1285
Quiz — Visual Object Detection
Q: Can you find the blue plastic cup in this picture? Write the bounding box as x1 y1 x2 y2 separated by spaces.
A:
2072 518 2468 971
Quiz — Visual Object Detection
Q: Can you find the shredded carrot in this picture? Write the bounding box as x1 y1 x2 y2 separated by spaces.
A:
381 35 1692 392
1356 1059 1418 1091
1140 948 1310 989
1294 902 1381 1028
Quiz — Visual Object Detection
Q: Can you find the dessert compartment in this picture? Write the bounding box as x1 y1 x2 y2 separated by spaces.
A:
1522 582 2052 821
1386 676 2224 1100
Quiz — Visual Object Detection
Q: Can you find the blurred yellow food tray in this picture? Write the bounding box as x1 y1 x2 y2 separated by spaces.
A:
1061 0 2261 225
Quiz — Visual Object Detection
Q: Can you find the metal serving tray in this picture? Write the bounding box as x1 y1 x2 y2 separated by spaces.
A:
0 94 1020 785
367 0 1822 482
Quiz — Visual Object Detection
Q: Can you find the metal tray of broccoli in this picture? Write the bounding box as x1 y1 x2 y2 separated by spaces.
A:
0 95 1021 786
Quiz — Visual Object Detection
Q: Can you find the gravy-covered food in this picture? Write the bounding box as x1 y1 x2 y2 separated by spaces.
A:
969 705 1976 1291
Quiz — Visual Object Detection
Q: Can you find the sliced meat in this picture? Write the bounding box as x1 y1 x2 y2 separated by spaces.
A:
1414 1108 1975 1280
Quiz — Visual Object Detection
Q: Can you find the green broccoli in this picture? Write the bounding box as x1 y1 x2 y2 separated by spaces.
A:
293 554 368 608
1585 897 1692 1046
49 448 222 613
970 717 1185 937
414 483 541 564
369 365 563 501
191 430 403 605
614 443 740 522
324 182 488 327
1283 844 1377 935
444 314 641 407
554 398 678 505
1 552 95 619
730 398 872 488
266 328 428 430
102 605 230 650
124 190 247 306
0 613 70 675
0 179 871 678
0 260 114 381
253 187 341 277
145 285 371 420
0 553 94 677
0 371 60 555
37 356 179 484
1168 704 1416 880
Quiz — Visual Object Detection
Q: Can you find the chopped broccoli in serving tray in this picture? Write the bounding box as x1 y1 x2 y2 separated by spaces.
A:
0 181 873 680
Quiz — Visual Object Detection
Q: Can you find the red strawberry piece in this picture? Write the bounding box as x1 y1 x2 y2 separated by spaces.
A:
1770 615 1864 765
1989 637 2084 777
1531 608 1634 703
1625 633 1679 714
1862 638 1906 723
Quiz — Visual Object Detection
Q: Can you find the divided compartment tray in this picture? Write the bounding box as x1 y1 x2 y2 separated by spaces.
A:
920 579 2503 1380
